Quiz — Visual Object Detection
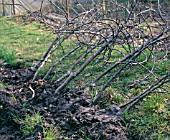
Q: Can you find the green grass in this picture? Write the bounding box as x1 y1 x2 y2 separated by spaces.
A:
124 92 170 140
0 81 6 89
0 17 55 67
13 113 61 139
0 46 17 65
13 113 42 137
22 113 42 137
44 126 59 140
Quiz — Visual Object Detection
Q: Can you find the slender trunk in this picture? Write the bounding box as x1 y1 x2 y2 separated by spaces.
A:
66 0 70 22
102 0 106 18
12 0 15 15
59 0 62 15
2 0 5 16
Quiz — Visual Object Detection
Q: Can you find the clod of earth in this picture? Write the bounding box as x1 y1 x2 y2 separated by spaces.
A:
0 65 128 139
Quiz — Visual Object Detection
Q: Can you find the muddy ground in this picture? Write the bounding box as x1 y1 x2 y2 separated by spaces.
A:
0 64 128 140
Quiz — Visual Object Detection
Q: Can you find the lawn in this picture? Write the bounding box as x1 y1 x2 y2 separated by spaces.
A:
0 17 55 67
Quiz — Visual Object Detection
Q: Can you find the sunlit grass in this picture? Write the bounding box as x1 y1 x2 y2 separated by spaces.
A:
0 17 55 67
124 93 170 139
0 46 17 65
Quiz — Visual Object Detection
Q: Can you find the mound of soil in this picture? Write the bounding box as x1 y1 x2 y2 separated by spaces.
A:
0 65 128 140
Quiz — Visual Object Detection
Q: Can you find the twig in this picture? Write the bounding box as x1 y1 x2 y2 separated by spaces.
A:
29 84 35 98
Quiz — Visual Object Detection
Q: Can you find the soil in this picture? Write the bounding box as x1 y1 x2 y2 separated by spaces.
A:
0 64 128 140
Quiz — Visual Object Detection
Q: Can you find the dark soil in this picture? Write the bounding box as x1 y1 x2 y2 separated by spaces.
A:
0 64 128 140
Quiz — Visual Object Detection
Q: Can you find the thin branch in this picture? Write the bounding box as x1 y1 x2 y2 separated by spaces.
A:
120 73 170 111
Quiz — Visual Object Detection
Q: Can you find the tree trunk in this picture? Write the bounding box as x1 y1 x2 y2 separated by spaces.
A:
2 0 5 16
102 0 106 18
66 0 70 22
12 0 15 15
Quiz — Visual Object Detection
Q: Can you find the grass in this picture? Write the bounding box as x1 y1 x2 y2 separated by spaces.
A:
0 16 55 67
0 16 169 139
13 112 61 139
124 92 170 139
22 113 42 137
44 126 59 140
0 46 17 65
0 81 6 89
12 113 42 137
